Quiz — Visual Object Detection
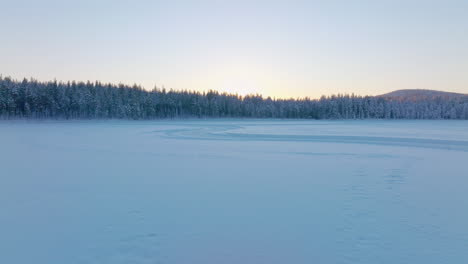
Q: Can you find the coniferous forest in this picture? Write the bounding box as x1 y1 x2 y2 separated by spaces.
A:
1 76 468 120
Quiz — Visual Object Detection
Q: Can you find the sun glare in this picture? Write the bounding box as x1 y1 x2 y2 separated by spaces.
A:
220 79 261 97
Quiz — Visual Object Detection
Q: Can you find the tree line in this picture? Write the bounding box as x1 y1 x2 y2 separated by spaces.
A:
1 76 468 119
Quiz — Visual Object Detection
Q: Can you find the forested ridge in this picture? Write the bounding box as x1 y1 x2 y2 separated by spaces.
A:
1 76 468 119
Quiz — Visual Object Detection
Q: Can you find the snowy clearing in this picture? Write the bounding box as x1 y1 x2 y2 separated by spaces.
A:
1 120 468 264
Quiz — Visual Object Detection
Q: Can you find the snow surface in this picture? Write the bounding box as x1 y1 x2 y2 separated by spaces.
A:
1 119 468 264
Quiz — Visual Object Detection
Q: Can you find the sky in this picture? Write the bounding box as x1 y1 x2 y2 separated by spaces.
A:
1 0 467 98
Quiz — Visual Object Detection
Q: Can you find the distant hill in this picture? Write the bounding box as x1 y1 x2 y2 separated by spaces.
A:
380 89 468 101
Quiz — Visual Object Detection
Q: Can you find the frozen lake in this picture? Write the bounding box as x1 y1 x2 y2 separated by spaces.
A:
1 120 468 264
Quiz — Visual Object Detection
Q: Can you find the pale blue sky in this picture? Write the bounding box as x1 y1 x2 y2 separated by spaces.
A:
1 0 467 98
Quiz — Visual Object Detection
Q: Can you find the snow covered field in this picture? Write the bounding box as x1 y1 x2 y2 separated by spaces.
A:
1 120 468 264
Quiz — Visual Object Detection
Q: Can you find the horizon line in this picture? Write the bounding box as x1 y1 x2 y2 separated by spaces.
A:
1 74 465 100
